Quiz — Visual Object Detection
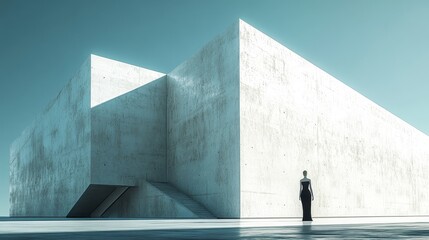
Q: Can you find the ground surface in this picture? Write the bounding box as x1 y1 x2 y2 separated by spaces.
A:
1 217 429 239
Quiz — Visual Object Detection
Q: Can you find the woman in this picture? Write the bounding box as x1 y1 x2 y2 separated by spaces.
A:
299 170 314 221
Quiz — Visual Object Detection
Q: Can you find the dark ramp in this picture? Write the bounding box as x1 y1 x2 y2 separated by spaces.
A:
67 184 130 218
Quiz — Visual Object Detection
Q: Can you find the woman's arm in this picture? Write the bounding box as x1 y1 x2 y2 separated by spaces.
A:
309 180 314 201
299 181 302 200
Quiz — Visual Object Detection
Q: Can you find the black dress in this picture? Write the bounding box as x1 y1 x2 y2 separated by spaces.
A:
300 181 313 221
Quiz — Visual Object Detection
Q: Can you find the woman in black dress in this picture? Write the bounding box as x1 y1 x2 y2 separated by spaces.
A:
299 170 314 221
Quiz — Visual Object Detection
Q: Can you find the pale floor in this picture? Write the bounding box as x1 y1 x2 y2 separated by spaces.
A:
1 217 429 239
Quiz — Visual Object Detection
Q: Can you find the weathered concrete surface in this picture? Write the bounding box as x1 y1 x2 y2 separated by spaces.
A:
167 22 241 218
9 57 92 216
9 55 172 217
90 56 167 186
238 20 429 217
10 20 429 219
90 55 165 108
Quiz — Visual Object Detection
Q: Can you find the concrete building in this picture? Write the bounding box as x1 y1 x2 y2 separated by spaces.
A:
10 20 429 218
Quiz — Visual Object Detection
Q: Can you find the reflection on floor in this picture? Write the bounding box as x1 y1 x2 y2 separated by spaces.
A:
1 217 429 239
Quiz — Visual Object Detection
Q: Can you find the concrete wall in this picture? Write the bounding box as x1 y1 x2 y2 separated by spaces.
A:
167 22 241 218
9 57 92 216
90 56 167 187
11 20 429 219
104 181 202 218
90 55 165 108
238 20 429 217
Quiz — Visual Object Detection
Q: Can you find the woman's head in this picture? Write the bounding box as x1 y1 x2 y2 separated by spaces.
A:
303 170 307 177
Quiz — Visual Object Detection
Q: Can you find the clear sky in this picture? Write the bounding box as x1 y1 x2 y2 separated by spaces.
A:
0 0 428 216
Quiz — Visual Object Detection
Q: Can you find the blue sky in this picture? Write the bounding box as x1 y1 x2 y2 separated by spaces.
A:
0 0 428 216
